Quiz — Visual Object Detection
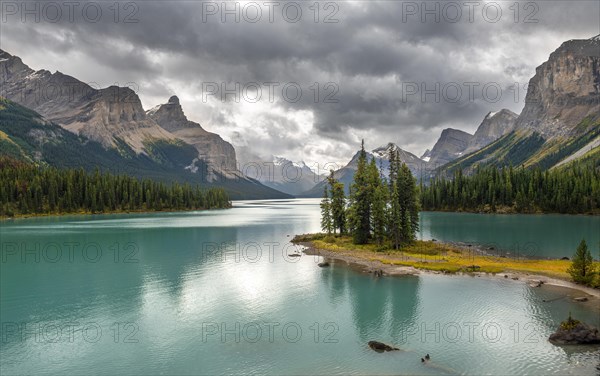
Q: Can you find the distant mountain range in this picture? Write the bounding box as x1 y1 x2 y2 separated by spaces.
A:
241 155 325 196
0 49 289 199
1 35 598 199
301 35 600 197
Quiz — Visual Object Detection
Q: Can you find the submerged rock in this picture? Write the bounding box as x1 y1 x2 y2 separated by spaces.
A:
368 341 399 352
549 315 600 345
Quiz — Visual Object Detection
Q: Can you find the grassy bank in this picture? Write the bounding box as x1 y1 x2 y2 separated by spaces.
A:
292 233 600 284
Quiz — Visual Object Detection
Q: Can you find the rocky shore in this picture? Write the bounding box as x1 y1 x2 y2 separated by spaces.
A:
295 240 600 301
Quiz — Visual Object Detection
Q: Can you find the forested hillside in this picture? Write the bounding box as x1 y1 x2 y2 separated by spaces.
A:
0 157 230 217
421 154 600 214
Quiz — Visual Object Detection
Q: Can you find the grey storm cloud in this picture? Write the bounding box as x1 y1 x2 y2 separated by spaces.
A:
1 0 599 164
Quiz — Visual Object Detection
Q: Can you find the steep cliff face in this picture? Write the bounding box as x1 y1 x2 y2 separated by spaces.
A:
428 128 473 166
515 36 600 138
147 96 238 173
441 36 600 174
0 49 175 153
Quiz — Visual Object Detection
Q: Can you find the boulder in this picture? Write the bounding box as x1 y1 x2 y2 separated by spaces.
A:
368 341 399 352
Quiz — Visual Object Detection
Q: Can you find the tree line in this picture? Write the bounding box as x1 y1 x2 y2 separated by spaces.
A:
0 157 231 217
320 142 420 247
421 162 600 214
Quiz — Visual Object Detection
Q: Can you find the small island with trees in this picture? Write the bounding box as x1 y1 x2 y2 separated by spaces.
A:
293 142 600 291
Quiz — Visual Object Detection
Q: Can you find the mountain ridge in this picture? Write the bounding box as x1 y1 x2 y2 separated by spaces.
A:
0 49 290 199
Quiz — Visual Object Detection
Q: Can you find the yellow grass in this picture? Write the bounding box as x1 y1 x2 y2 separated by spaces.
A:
292 234 599 281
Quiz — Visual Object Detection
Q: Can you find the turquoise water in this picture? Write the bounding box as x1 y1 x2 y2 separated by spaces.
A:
1 199 598 375
419 211 600 259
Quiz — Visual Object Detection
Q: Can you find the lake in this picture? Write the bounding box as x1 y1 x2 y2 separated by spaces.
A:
1 199 598 375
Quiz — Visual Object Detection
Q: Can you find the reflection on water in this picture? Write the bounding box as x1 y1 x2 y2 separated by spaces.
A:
1 199 599 375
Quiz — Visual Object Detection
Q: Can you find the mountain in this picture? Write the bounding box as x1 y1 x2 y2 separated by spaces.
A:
464 109 518 153
147 95 238 181
300 143 428 197
0 97 292 199
0 50 174 152
428 128 473 166
246 156 325 196
442 35 600 174
427 109 517 167
0 49 290 199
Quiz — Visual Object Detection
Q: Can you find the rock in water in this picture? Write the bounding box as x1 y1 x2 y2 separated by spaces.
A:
549 315 600 345
318 262 330 267
368 341 399 352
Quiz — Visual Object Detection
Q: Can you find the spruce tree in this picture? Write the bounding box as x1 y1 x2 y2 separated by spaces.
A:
320 186 333 235
327 170 346 235
567 239 595 285
348 140 372 244
371 182 387 246
388 180 402 249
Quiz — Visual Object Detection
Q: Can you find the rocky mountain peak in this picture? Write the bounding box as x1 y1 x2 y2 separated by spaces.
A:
0 49 174 152
146 96 193 132
147 97 237 172
428 128 473 166
420 149 431 161
464 109 518 153
168 95 180 105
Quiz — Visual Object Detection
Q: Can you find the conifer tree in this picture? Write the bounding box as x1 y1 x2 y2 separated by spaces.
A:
567 239 595 285
320 186 333 235
348 140 372 244
327 170 346 235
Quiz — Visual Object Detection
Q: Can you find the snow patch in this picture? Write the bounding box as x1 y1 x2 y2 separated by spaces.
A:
422 156 431 162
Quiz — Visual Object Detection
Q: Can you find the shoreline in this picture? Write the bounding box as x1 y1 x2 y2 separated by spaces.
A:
0 206 232 221
295 240 600 300
421 209 600 216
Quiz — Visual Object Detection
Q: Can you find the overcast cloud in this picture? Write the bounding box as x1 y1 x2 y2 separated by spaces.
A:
1 0 599 166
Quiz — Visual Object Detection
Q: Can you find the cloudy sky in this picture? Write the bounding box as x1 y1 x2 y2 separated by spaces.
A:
1 0 599 166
